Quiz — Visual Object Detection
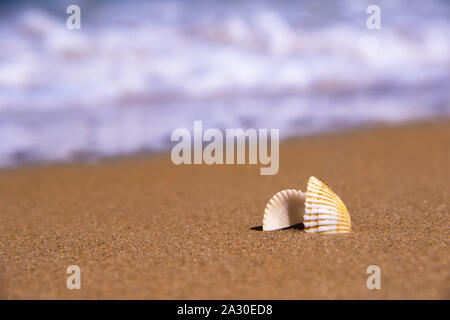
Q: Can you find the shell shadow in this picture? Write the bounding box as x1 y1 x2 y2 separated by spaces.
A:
249 223 304 231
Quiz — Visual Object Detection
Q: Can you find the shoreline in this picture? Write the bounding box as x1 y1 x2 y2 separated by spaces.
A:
1 118 448 173
0 120 449 299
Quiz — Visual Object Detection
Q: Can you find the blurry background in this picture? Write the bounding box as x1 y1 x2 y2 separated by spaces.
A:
0 0 449 167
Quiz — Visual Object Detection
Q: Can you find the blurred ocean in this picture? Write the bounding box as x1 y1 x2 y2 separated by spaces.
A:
0 0 449 167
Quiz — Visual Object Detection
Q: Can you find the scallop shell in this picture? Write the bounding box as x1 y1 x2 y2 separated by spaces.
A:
303 176 351 234
263 189 305 231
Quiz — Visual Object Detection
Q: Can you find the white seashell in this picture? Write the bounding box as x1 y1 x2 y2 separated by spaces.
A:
263 189 305 231
303 176 352 234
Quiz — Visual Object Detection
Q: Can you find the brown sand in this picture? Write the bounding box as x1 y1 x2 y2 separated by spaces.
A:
0 121 449 299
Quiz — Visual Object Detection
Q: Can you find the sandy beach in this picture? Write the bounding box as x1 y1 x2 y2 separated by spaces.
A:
0 121 449 299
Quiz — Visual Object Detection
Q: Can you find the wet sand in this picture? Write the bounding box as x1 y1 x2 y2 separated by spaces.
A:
0 121 449 299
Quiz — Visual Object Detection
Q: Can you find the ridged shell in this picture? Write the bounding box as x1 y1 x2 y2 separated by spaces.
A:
304 177 351 234
263 189 305 231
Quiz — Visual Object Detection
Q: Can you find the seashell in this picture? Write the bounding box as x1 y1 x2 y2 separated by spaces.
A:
263 189 305 231
303 176 351 234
